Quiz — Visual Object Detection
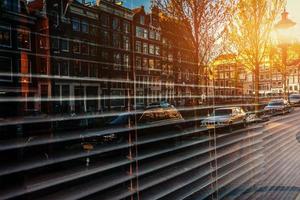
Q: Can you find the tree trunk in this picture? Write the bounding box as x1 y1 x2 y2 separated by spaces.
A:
254 63 260 113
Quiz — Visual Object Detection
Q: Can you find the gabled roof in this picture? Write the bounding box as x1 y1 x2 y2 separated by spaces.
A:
132 6 145 15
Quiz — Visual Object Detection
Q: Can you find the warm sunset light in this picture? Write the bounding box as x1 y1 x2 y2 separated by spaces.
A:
1 0 300 199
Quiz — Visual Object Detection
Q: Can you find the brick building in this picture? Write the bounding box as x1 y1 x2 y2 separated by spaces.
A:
132 5 163 107
0 0 40 117
160 17 198 106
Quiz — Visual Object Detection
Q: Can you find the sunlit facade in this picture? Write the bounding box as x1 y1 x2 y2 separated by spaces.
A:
1 0 300 200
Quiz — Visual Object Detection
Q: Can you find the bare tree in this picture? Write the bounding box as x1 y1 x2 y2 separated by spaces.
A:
156 0 234 97
269 43 300 98
225 0 286 109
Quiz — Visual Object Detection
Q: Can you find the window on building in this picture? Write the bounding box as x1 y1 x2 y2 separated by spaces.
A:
81 20 89 33
112 17 120 30
136 57 142 69
81 62 89 77
114 53 122 70
90 25 97 35
53 60 60 75
143 58 148 68
81 42 89 55
101 50 109 61
0 57 12 82
136 26 144 38
72 18 80 31
89 63 98 77
90 45 97 56
0 24 11 47
60 61 69 76
149 59 154 69
149 30 155 39
17 29 31 50
123 36 130 50
155 32 161 40
155 46 160 56
136 41 142 53
100 30 110 45
51 37 59 52
61 39 69 52
101 13 109 26
73 41 80 54
149 44 155 54
140 15 145 25
113 33 121 48
124 54 130 68
39 36 48 49
136 26 148 39
114 53 122 64
155 59 161 69
143 43 148 54
86 86 99 112
123 22 130 33
73 61 81 76
143 28 148 39
3 0 19 11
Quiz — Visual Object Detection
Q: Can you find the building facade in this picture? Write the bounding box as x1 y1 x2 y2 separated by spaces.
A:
0 0 40 117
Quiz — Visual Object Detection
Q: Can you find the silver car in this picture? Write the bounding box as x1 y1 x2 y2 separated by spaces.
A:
202 107 247 131
264 99 293 115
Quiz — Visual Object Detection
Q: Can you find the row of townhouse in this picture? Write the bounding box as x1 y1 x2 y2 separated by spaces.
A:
0 0 198 118
211 54 300 103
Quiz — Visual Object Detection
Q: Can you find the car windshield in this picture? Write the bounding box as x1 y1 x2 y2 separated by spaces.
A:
109 114 130 126
214 109 232 116
268 101 284 106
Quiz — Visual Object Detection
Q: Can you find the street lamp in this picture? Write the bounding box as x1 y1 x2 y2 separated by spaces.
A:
275 9 296 100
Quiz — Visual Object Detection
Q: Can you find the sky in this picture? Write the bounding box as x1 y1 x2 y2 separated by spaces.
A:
123 0 151 10
286 0 300 40
123 0 300 40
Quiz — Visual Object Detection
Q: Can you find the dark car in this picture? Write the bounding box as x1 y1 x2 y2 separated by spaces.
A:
74 106 184 154
264 99 293 115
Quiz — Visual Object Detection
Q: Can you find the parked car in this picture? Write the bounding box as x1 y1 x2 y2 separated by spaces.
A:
289 94 300 106
264 99 293 115
201 107 247 132
76 106 184 149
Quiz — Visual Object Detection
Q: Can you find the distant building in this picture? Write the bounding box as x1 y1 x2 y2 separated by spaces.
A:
211 54 247 103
